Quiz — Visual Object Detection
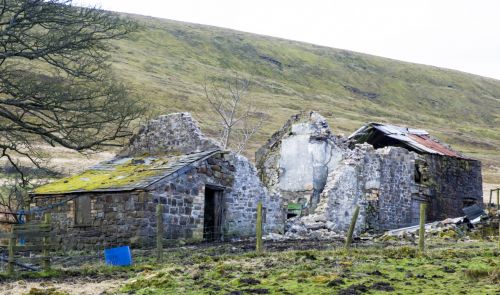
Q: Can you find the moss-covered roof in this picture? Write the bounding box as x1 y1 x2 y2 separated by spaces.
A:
33 149 221 195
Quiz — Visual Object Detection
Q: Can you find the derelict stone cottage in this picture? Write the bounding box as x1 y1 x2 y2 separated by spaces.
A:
30 113 282 249
256 112 483 237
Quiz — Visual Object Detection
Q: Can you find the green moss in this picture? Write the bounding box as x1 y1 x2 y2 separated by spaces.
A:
33 159 162 194
121 271 177 294
25 288 69 295
106 241 498 295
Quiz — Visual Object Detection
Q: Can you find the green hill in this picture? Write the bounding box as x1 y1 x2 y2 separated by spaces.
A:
108 14 500 184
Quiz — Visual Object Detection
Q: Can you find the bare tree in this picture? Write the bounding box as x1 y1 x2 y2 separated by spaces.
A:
203 76 265 153
0 173 29 223
0 0 144 184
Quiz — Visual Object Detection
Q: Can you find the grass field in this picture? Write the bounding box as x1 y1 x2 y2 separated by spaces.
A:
1 240 498 294
100 14 500 186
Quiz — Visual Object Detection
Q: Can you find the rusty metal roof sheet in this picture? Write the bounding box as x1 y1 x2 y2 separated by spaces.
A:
32 149 223 196
349 122 465 158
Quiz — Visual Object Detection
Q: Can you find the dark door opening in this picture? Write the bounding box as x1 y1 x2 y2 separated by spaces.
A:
203 187 224 241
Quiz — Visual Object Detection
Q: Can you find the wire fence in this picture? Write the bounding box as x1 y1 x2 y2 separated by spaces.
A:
0 227 336 273
4 199 494 274
0 200 287 273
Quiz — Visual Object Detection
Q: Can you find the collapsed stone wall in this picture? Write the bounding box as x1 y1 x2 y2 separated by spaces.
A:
285 144 417 238
259 111 483 239
256 111 346 216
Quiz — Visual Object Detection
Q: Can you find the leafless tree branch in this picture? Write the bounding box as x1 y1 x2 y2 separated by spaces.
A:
0 0 144 180
203 74 265 153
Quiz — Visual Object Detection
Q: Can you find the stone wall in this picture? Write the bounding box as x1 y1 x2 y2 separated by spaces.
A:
31 191 152 250
258 112 483 238
309 145 416 234
119 112 220 157
229 154 284 235
285 143 483 236
423 155 483 221
31 152 281 249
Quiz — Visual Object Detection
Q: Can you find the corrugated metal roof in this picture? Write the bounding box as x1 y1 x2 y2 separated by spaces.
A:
32 149 222 195
349 122 465 158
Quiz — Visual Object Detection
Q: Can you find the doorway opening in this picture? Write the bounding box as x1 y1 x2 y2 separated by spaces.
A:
203 187 224 241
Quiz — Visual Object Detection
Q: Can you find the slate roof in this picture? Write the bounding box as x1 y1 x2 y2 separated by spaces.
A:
349 122 464 158
32 149 222 195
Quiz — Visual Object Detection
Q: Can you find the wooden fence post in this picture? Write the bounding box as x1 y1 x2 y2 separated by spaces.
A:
418 203 426 255
256 201 263 255
42 213 52 271
345 205 360 251
498 220 500 251
7 226 15 275
156 204 163 263
497 189 499 211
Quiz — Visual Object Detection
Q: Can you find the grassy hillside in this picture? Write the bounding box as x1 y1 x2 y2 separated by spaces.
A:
107 14 499 184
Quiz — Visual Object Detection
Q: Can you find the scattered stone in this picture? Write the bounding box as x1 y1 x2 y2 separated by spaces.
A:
370 282 395 291
243 288 270 294
338 284 369 295
327 278 345 287
239 278 261 285
369 270 384 276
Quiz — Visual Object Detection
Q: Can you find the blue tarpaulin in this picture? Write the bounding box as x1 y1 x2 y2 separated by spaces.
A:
104 246 132 266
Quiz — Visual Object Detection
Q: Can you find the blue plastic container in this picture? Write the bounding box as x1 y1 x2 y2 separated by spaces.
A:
104 246 132 266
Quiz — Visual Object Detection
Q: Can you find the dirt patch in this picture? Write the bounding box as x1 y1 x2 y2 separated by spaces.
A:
0 277 125 295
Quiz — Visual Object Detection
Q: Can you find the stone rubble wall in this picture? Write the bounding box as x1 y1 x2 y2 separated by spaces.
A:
284 145 417 237
119 112 220 157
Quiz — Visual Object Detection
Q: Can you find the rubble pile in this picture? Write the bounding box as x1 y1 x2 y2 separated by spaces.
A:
379 217 467 242
379 211 499 243
264 215 342 241
264 208 499 243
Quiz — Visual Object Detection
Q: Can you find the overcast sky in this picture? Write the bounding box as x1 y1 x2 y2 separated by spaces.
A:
79 0 500 80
